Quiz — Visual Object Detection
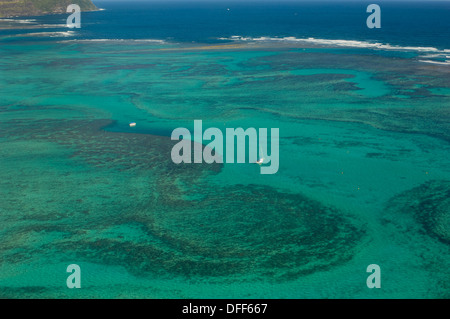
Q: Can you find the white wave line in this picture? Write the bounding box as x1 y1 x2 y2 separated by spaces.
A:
62 38 166 43
219 36 449 54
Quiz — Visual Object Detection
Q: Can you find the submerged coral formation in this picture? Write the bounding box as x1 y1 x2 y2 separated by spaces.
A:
0 119 364 283
386 180 450 245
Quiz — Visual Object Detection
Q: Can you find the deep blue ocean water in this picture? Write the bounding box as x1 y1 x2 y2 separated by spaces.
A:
3 0 450 49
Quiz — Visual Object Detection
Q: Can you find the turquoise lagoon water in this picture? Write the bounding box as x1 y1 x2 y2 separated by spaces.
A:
1 3 450 299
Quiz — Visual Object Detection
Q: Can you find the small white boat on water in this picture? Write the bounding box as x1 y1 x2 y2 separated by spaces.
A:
255 147 264 165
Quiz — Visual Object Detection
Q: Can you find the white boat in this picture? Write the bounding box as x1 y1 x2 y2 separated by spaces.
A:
256 146 264 165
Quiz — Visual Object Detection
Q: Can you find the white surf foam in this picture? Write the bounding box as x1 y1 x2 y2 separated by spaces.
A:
59 38 166 44
220 36 450 54
16 31 76 37
219 36 450 66
418 60 450 66
0 18 38 24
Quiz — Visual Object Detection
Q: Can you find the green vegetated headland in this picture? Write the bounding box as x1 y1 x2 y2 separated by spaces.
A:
0 0 97 18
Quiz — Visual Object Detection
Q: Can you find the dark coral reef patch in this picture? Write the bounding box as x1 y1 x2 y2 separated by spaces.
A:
385 180 450 245
0 118 364 281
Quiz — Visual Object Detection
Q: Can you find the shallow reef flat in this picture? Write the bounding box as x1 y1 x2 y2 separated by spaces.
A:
0 40 449 298
0 118 367 298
